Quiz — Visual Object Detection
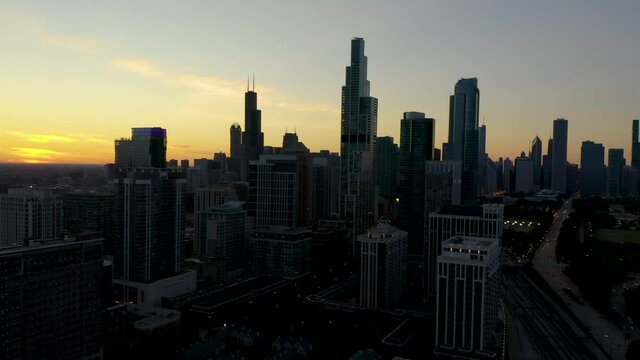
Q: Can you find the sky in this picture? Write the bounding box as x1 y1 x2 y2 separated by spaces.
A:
1 0 639 164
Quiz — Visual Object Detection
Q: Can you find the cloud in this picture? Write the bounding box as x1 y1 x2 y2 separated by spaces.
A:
111 58 163 77
173 74 246 98
8 131 77 143
20 15 105 54
11 147 63 160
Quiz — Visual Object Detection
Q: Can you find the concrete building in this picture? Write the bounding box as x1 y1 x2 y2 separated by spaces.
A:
0 238 104 359
115 127 167 169
607 149 625 198
203 201 248 282
551 119 568 193
435 236 501 359
514 152 534 193
340 37 378 244
0 188 62 248
356 221 408 308
425 161 462 214
579 141 605 197
425 204 504 298
250 228 312 279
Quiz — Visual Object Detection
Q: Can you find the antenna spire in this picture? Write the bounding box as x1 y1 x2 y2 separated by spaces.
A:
247 75 249 92
252 74 255 91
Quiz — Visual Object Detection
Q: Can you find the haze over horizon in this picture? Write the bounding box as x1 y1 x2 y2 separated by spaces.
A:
1 0 639 164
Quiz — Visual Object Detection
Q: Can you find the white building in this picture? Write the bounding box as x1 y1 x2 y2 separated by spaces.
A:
357 221 408 308
435 236 500 358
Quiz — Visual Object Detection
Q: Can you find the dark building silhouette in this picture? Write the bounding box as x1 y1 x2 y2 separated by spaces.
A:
552 119 568 193
633 120 640 171
242 80 264 163
607 149 625 197
530 136 542 188
115 127 167 168
579 141 605 197
62 192 115 254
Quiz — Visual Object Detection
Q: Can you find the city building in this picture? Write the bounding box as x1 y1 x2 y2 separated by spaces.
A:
502 158 513 193
632 119 640 171
398 112 435 254
356 221 408 308
542 138 553 189
0 188 62 248
62 191 115 253
311 151 341 222
115 127 167 168
375 136 398 202
551 119 568 193
478 124 488 196
242 79 264 164
193 186 238 257
579 141 605 197
281 135 313 228
203 201 248 282
250 228 312 279
340 37 378 244
0 238 104 360
530 136 542 188
425 204 504 298
444 78 480 204
514 152 534 193
607 149 625 198
435 236 501 359
425 161 462 214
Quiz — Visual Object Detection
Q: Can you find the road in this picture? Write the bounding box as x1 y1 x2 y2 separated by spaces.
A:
531 199 637 360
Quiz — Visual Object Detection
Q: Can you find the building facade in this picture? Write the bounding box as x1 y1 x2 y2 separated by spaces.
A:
579 141 605 197
514 152 534 193
0 188 62 248
551 119 568 193
425 161 462 214
115 127 167 168
204 201 248 282
193 186 238 257
250 228 312 279
607 149 625 198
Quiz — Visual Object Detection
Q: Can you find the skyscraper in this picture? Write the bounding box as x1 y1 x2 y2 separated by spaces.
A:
115 127 167 168
375 136 398 201
398 112 435 253
515 152 534 193
242 80 264 163
435 236 501 357
311 152 341 222
632 119 640 171
230 123 242 158
530 136 542 188
607 149 625 198
579 141 605 197
551 119 568 193
204 201 248 282
356 221 407 308
542 138 553 189
193 186 238 257
340 37 378 244
0 188 62 248
424 161 462 214
444 78 480 204
63 192 115 254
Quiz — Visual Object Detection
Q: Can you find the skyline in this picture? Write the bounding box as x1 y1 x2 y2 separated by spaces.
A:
2 1 640 164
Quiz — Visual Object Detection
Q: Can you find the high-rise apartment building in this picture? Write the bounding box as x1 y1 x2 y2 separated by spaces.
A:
435 236 501 358
514 152 534 193
356 221 408 308
425 204 503 298
551 119 568 193
607 149 625 198
115 127 167 168
579 141 605 197
399 112 435 253
425 161 462 214
340 37 378 244
0 238 104 360
444 78 480 204
193 186 238 257
204 201 248 282
0 188 62 248
530 136 542 188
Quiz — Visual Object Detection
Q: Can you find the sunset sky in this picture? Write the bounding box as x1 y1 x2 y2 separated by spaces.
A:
1 0 639 164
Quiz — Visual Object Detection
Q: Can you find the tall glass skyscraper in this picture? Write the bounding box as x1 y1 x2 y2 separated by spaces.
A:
115 127 167 168
551 119 568 193
444 78 480 204
530 136 542 187
340 38 378 245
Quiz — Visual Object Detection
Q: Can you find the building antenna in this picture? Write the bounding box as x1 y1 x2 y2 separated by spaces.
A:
247 75 249 92
252 74 255 91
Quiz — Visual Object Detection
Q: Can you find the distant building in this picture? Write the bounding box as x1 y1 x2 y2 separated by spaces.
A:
551 119 568 193
435 236 500 358
203 201 248 282
0 238 104 359
566 163 579 195
579 141 605 197
542 138 553 189
193 186 238 257
311 152 341 222
376 136 398 201
115 127 167 168
425 204 504 298
607 149 625 198
242 83 264 164
0 188 62 248
250 228 311 279
530 136 542 188
356 221 408 308
514 152 533 193
425 161 462 214
62 191 115 254
632 120 640 171
502 158 513 193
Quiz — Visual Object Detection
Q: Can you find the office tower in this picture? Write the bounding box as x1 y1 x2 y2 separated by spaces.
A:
566 163 579 195
311 152 341 222
542 138 553 189
282 131 299 148
230 123 242 158
633 120 640 171
398 112 435 253
579 141 605 197
478 124 486 161
0 238 104 360
425 204 504 298
477 124 488 196
514 152 534 193
248 155 298 229
485 158 498 194
530 136 542 187
375 136 398 201
444 78 480 204
242 80 264 163
607 149 625 197
496 158 504 191
435 236 500 357
502 158 513 193
187 158 225 191
281 135 313 228
62 192 114 253
356 221 407 308
0 188 62 248
551 119 568 193
204 201 248 282
250 228 312 279
425 161 462 214
340 37 378 244
193 186 238 257
115 127 167 168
